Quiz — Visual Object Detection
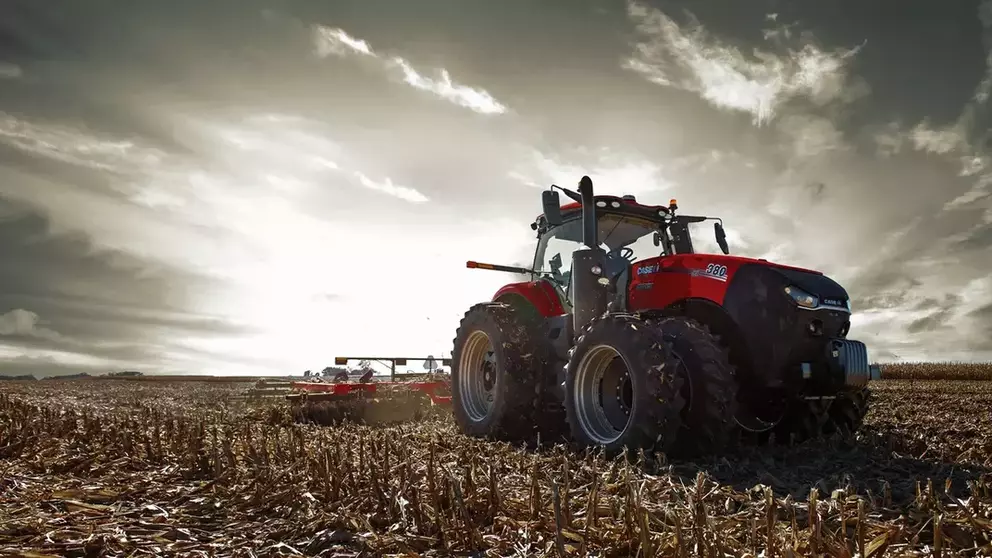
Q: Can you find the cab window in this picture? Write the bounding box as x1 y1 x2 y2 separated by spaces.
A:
533 219 583 305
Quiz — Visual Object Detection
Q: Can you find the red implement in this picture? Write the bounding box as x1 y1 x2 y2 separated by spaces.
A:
287 379 452 405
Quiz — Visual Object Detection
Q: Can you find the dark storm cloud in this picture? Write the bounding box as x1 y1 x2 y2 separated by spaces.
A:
905 294 962 334
906 310 955 334
969 303 992 344
0 355 108 379
791 0 989 127
0 0 329 160
950 222 992 252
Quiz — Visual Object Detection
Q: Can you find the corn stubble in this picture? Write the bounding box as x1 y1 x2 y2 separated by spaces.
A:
1 377 991 557
879 362 992 381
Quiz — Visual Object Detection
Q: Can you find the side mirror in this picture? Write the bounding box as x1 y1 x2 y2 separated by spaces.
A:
652 231 662 247
714 222 730 255
542 189 563 226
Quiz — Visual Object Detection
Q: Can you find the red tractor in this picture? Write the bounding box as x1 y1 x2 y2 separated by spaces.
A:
452 176 879 456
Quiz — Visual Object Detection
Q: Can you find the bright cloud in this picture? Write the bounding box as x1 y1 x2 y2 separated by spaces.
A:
776 114 846 159
0 111 445 373
312 24 507 115
895 113 992 210
354 171 428 203
910 120 968 155
313 26 375 57
0 309 61 341
389 58 507 115
0 111 167 173
0 62 21 79
0 111 434 333
623 1 865 125
511 148 676 198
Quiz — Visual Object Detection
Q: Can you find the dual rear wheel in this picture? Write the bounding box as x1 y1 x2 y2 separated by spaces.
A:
564 314 738 456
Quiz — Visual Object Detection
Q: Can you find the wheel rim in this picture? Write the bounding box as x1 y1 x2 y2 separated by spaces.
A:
574 345 633 445
458 330 497 422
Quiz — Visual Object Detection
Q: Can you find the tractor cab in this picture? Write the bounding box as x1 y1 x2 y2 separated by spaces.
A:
531 188 730 309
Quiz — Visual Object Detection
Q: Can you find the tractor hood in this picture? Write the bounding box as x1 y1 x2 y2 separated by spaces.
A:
714 254 850 307
699 254 823 276
634 253 850 308
709 254 850 303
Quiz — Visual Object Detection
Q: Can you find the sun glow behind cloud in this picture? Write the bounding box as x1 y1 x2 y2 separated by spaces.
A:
0 106 526 374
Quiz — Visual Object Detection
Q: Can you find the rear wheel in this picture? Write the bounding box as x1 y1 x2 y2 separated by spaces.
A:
451 303 543 442
564 314 685 455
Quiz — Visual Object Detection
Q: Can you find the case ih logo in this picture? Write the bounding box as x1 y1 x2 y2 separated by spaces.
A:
637 264 659 275
822 298 845 307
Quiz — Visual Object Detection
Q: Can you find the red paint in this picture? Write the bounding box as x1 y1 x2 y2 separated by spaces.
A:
487 255 820 317
702 254 822 275
493 280 566 317
291 381 452 405
535 197 667 221
628 253 819 311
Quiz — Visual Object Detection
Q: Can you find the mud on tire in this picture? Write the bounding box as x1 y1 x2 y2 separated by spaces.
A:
647 316 739 456
563 313 686 456
451 302 545 442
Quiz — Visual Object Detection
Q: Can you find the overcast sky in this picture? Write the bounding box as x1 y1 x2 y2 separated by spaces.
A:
1 0 991 377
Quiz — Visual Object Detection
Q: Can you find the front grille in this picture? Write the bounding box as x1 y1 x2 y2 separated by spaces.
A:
833 339 869 387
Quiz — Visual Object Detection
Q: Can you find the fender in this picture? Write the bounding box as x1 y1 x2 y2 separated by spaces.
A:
493 280 566 318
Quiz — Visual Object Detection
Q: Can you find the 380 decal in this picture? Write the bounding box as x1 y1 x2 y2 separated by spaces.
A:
704 263 728 278
690 262 729 282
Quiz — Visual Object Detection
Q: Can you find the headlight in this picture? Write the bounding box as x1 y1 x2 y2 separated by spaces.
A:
845 298 852 312
784 285 818 309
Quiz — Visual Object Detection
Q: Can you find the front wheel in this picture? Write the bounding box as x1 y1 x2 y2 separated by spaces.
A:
564 314 686 456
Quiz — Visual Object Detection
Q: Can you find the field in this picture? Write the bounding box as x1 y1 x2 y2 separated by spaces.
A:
1 369 991 557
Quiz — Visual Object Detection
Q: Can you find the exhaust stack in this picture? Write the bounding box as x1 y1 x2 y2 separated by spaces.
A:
571 176 608 334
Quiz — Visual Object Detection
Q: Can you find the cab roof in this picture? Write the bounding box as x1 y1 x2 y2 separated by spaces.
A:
533 194 672 224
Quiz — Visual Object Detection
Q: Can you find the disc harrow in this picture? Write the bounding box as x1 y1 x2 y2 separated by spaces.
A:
284 356 452 426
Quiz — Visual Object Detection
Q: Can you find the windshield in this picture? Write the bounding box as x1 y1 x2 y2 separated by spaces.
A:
686 221 723 254
533 214 665 297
